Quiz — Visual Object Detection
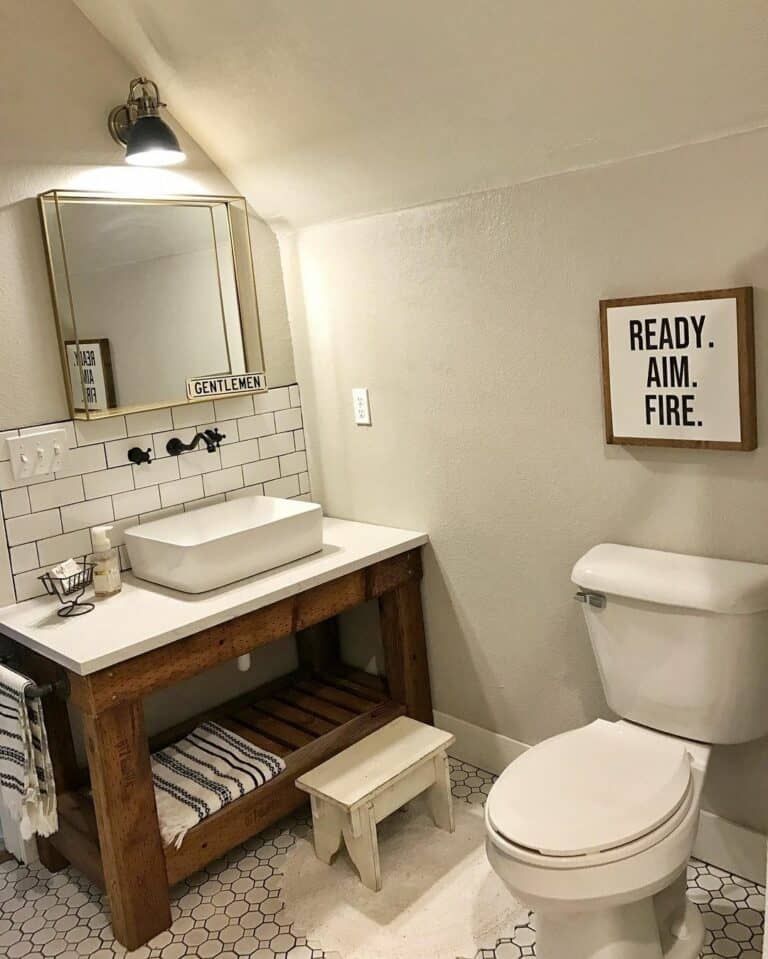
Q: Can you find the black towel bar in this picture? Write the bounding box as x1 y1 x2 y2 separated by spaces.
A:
0 656 70 701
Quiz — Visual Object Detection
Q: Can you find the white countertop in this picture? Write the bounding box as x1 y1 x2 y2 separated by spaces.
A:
0 518 428 676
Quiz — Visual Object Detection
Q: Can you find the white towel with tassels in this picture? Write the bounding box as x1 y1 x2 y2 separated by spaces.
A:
151 720 286 849
0 664 58 839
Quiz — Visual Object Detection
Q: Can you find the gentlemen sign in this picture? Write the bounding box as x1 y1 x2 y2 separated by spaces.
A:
600 288 755 450
186 372 268 400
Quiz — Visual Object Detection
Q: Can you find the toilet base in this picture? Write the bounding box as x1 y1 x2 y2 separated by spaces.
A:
535 894 704 959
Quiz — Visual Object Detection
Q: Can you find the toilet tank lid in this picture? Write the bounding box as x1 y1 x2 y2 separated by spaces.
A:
572 544 768 614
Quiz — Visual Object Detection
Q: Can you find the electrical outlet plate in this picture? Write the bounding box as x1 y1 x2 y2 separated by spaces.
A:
352 388 372 426
7 429 68 481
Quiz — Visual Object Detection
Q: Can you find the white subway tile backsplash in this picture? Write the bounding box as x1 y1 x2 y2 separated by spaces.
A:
14 568 47 602
38 529 92 567
1 384 307 599
105 435 153 469
259 431 294 460
83 466 134 500
113 487 160 520
139 505 184 524
55 443 107 478
264 475 300 498
172 402 214 429
178 449 222 478
203 466 243 497
29 476 84 512
275 408 302 432
10 543 38 575
237 413 276 441
132 457 180 489
220 439 262 469
242 458 280 485
289 385 301 408
125 408 173 436
75 417 126 446
160 476 204 508
2 488 30 519
184 494 226 512
279 451 308 477
226 484 264 501
7 509 62 546
61 497 113 533
213 395 254 420
253 387 290 413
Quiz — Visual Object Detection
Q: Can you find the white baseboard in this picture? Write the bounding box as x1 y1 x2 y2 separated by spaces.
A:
433 710 528 775
434 710 767 886
694 809 766 885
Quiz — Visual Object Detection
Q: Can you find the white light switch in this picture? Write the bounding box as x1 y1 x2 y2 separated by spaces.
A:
7 429 68 481
352 388 372 426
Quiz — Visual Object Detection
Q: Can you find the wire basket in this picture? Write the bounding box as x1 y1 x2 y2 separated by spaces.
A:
39 556 95 617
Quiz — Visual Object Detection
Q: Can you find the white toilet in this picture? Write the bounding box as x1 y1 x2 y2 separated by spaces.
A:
485 543 768 959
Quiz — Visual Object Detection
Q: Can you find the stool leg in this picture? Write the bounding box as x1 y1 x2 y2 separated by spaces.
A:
343 802 381 891
311 796 343 864
426 752 455 832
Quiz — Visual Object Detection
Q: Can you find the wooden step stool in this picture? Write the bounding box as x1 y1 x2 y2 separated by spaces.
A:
296 716 456 891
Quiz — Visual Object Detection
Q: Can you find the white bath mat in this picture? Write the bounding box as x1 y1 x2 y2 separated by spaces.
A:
280 798 528 959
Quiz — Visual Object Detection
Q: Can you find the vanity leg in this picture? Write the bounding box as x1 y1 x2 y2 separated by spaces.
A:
83 700 171 950
379 579 433 724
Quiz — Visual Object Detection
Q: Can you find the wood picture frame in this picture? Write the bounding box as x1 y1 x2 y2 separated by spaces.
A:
599 287 756 451
65 338 117 413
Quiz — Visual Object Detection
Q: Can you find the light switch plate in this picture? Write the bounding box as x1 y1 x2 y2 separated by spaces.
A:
6 429 67 480
352 388 372 426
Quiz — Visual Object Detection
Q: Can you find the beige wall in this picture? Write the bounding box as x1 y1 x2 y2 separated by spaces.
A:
0 0 293 433
282 128 768 834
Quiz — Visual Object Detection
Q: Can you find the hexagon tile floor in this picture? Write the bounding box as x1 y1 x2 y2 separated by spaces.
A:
0 759 764 958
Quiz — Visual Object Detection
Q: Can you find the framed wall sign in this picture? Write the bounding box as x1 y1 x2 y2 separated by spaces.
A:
599 287 756 451
65 339 117 413
186 371 268 400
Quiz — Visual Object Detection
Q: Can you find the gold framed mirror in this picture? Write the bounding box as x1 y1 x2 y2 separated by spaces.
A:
38 190 266 420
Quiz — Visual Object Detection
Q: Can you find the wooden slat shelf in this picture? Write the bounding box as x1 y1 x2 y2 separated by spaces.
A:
52 666 405 890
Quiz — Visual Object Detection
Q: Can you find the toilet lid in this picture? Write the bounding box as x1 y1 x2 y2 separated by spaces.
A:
486 720 691 857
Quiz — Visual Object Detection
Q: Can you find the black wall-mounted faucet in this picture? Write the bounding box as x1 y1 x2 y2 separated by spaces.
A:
166 428 226 457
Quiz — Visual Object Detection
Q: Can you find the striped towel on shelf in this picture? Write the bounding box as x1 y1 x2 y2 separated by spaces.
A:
0 664 57 840
152 720 286 849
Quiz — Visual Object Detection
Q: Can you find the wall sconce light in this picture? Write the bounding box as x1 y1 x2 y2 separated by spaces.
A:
108 77 185 167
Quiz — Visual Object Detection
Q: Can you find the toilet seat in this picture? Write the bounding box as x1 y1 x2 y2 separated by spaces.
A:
486 720 692 858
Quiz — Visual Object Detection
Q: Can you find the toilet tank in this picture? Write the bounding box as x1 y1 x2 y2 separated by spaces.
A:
572 544 768 744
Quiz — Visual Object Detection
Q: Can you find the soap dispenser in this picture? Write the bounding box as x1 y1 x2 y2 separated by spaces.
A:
91 525 122 597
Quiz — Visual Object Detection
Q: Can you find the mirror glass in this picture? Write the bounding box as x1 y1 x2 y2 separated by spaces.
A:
39 192 264 418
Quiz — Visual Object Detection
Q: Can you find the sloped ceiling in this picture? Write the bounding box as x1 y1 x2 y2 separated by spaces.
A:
73 0 768 229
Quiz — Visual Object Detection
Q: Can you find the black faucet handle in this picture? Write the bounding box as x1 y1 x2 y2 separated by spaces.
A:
128 446 152 466
204 428 226 448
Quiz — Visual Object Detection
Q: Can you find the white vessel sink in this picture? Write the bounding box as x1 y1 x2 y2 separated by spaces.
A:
125 495 323 593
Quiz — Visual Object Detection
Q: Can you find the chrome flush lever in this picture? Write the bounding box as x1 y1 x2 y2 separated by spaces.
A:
574 590 606 608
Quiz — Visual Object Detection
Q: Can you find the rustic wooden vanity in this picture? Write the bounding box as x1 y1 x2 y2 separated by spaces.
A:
0 518 431 950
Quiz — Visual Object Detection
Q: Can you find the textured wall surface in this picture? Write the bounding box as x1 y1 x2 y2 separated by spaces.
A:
283 128 768 833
